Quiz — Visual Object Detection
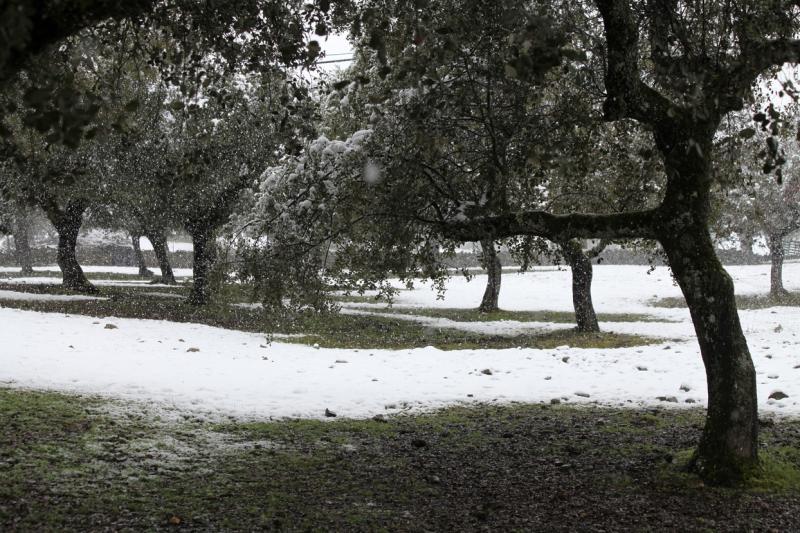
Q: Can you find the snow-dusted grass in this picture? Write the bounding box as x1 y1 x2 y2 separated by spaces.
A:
1 262 798 420
0 289 108 302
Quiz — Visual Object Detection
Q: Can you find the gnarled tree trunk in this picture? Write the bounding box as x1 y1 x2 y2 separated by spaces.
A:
768 233 787 298
130 233 153 277
188 225 216 306
144 230 176 284
478 238 501 313
13 206 34 275
560 240 599 333
657 134 758 485
46 201 96 293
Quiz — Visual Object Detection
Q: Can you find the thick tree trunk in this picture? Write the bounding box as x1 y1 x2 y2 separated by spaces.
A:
188 227 216 306
769 233 787 298
478 238 501 313
561 240 600 333
46 202 96 293
130 234 153 277
660 225 758 484
13 206 34 275
145 231 176 284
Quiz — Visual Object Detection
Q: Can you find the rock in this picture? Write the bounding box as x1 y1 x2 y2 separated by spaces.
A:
679 384 691 392
324 408 337 417
168 515 182 526
775 325 783 333
334 359 349 364
561 356 570 363
544 376 552 380
104 323 117 329
636 366 648 371
467 394 474 398
574 392 590 398
767 374 779 379
313 343 320 349
769 391 789 401
481 368 493 375
663 345 671 350
372 414 387 423
411 438 427 448
657 396 678 403
186 347 200 353
685 398 696 404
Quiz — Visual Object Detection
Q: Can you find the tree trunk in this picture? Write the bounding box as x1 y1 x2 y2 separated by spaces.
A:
46 202 96 293
561 240 600 333
130 234 153 277
13 206 34 275
769 233 787 298
478 238 501 313
188 226 216 306
145 230 176 284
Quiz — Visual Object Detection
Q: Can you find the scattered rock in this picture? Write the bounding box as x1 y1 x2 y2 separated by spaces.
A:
663 345 671 350
769 391 789 401
775 325 783 333
178 339 185 342
561 356 570 363
544 376 552 380
92 321 99 324
657 396 678 403
335 359 349 364
481 368 493 375
371 378 378 382
679 384 691 392
104 323 117 330
574 392 590 398
467 394 474 398
324 408 337 417
411 438 427 448
636 366 648 371
168 515 182 526
768 374 779 379
766 355 773 359
685 398 696 404
186 347 200 353
372 414 387 423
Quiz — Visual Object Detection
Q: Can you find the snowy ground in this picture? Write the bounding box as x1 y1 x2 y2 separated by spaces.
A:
1 263 799 420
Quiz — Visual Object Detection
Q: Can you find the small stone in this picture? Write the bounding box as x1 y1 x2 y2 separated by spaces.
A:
636 366 648 371
544 376 552 380
186 347 200 353
550 398 561 405
663 345 671 350
481 368 493 375
657 396 678 403
769 391 789 401
104 323 117 330
680 384 691 392
324 408 337 417
372 414 387 423
371 378 378 382
411 438 427 448
92 321 99 324
168 515 182 526
685 398 696 404
574 392 590 398
561 356 570 363
178 338 185 342
768 374 779 379
774 325 783 333
334 359 348 364
766 355 773 359
467 394 474 398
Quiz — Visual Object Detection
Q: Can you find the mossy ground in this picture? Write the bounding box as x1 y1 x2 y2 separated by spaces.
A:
0 282 661 350
2 387 799 531
653 291 800 310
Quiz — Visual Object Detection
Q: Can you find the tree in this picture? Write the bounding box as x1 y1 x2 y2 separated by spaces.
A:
715 107 800 297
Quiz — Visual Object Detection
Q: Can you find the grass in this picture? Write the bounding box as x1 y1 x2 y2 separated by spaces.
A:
349 306 669 324
0 269 186 282
653 291 800 310
2 387 800 531
0 282 662 350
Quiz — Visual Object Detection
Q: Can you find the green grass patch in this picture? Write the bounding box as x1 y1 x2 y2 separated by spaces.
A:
354 306 669 324
0 283 661 350
652 291 800 310
2 388 799 531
